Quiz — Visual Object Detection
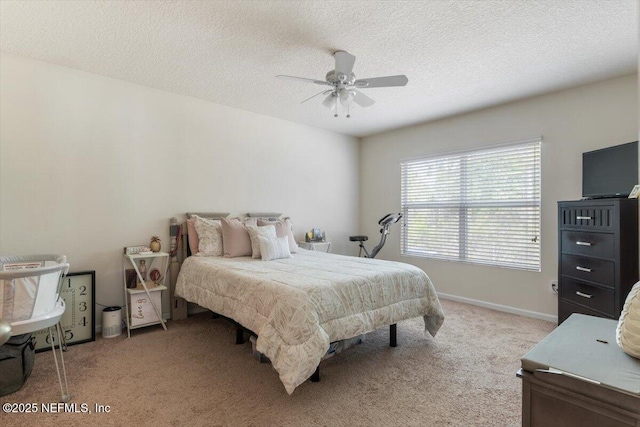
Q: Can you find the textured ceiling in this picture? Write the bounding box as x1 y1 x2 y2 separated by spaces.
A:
1 0 638 137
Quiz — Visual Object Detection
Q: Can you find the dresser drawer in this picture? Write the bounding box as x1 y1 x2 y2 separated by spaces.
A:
560 254 614 287
558 299 615 325
560 231 615 259
560 278 614 316
559 205 614 230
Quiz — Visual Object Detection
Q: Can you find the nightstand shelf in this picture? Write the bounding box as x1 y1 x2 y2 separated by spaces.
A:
122 252 169 337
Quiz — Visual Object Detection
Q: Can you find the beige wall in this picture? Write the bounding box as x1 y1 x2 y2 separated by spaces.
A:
0 53 360 324
1 52 636 328
360 74 638 321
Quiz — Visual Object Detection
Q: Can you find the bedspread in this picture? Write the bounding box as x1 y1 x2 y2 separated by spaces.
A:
175 249 444 394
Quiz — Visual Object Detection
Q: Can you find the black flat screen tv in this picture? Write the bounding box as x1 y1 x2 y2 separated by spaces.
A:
582 141 638 198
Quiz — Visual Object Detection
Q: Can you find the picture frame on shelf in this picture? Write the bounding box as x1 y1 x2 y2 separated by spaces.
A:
629 185 640 199
306 228 325 242
125 269 137 289
123 245 151 255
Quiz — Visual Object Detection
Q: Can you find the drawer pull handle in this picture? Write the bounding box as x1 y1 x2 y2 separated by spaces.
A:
576 291 593 299
576 241 592 246
576 266 592 273
576 216 592 220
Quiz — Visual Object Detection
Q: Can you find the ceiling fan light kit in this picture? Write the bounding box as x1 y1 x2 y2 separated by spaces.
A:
277 50 408 118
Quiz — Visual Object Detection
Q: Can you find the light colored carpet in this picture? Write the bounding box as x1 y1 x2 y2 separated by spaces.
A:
0 299 554 427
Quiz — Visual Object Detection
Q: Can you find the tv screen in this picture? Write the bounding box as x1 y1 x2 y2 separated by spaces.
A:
582 141 638 198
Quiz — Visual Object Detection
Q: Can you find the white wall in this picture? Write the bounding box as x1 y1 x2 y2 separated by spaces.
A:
0 53 360 324
360 74 638 320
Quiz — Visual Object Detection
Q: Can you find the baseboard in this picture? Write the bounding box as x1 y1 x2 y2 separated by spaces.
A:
438 292 557 323
96 312 170 333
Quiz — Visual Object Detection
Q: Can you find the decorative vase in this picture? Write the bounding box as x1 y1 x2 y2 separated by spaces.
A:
150 236 161 252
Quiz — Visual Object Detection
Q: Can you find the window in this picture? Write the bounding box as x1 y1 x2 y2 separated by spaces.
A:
400 138 541 271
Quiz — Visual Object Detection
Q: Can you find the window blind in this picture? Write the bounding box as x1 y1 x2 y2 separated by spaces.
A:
400 138 541 271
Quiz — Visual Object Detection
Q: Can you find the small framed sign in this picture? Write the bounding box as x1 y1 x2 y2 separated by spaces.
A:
628 185 640 199
124 245 150 255
33 271 96 352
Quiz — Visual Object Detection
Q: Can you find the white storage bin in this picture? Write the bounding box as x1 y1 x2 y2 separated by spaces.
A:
128 286 163 327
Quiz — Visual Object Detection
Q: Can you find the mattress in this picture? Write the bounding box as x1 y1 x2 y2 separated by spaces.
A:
175 249 444 394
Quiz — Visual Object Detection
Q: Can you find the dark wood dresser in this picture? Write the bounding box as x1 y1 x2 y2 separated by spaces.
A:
557 198 638 324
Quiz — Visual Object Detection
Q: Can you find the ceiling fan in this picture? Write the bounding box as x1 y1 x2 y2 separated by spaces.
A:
276 51 408 118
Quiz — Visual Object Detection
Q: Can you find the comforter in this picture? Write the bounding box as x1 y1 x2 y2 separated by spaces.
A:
175 249 444 394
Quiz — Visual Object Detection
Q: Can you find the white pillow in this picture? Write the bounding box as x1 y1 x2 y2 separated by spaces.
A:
257 218 298 253
617 281 640 359
193 215 223 257
258 235 292 261
246 224 277 259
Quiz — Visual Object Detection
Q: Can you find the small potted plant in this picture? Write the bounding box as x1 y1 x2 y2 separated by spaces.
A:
150 236 161 252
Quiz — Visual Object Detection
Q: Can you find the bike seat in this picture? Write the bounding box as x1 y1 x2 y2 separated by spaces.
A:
349 235 368 242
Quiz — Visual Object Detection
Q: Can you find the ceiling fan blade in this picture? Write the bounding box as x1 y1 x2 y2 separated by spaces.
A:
322 93 336 110
276 75 331 86
352 89 375 107
334 51 356 79
300 89 333 104
354 75 408 88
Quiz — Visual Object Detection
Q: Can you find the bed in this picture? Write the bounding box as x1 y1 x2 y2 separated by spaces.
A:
170 213 444 394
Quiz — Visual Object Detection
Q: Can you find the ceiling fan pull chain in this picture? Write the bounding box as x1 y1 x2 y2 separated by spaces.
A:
347 104 351 118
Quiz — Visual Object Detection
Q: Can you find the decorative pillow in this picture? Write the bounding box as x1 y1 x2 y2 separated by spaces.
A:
186 218 200 255
243 217 259 227
617 281 640 359
283 218 298 252
221 217 252 258
192 216 223 257
258 218 298 253
258 235 292 261
246 224 277 259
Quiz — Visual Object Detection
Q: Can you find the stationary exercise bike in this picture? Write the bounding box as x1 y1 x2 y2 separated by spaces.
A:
349 213 403 258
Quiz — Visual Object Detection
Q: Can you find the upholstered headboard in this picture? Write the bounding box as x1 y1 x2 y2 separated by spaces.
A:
246 212 283 219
